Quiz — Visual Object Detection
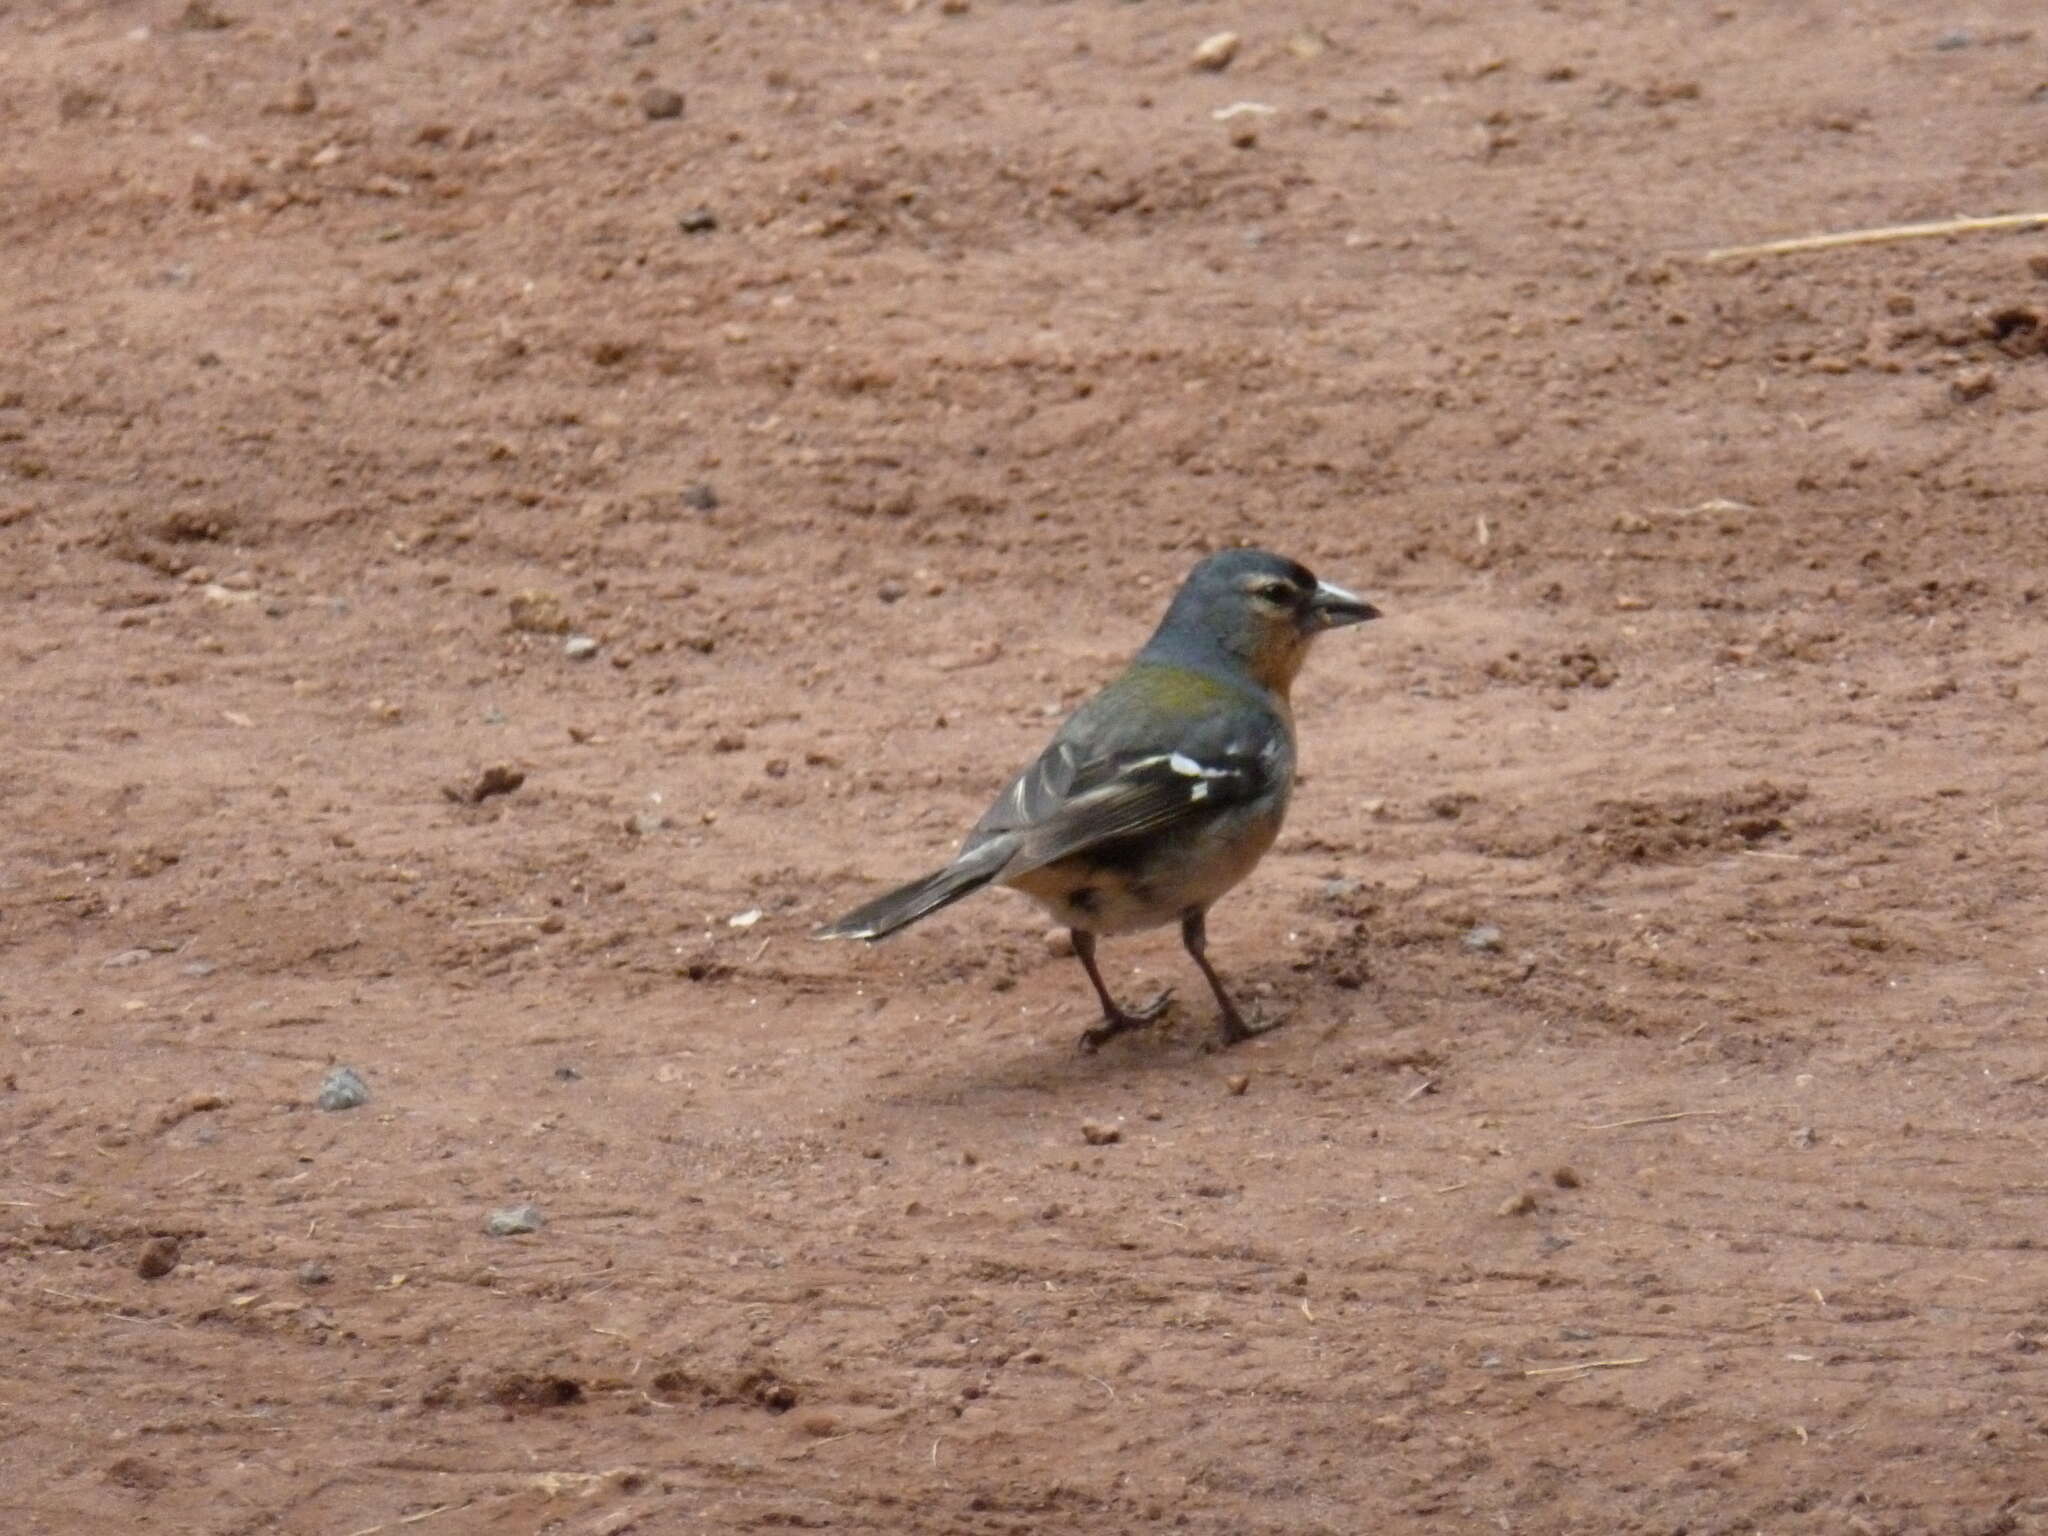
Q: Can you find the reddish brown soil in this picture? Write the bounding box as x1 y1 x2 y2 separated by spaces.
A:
6 3 2048 1532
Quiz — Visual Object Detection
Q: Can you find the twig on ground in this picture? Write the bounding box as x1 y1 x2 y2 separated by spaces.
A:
1703 211 2048 262
1580 1109 1732 1131
1523 1356 1648 1377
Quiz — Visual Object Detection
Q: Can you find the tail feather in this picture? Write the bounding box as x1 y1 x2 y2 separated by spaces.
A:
815 842 1009 941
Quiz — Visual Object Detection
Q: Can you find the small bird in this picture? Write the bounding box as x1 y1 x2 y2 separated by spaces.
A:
816 549 1379 1049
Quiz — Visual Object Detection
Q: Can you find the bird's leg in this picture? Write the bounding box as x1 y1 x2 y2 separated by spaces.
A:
1181 909 1277 1046
1072 929 1174 1052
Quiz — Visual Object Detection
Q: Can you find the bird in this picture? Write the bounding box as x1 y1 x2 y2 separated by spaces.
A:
816 548 1379 1050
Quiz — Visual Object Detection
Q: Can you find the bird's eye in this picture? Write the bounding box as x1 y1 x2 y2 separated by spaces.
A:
1249 579 1296 605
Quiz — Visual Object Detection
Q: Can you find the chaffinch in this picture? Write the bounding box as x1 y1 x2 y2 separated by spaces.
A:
817 549 1379 1049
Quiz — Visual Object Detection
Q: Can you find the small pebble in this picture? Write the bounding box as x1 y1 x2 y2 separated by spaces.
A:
1950 367 1996 403
297 1260 332 1286
1462 923 1505 954
640 86 686 121
485 1204 545 1236
1551 1166 1582 1189
1043 928 1075 958
1192 31 1241 71
681 481 719 509
554 1065 582 1081
623 23 658 46
877 579 908 604
564 634 600 661
136 1237 181 1280
1080 1122 1121 1146
1225 1074 1250 1096
676 208 718 235
1498 1190 1539 1217
316 1066 370 1111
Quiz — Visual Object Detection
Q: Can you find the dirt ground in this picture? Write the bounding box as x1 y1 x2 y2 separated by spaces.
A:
6 1 2048 1531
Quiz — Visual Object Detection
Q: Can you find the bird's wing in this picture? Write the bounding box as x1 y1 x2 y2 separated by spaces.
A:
1001 744 1277 876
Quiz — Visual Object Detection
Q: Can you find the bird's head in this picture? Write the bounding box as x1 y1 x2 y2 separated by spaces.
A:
1145 549 1379 695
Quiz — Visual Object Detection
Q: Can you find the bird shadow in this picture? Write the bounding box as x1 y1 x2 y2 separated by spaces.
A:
868 997 1289 1112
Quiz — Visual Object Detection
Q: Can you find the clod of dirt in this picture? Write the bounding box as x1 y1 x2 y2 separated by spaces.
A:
1498 1191 1540 1217
623 23 658 47
1080 1122 1121 1146
1225 1074 1250 1096
487 1371 582 1410
136 1236 181 1279
485 1203 545 1236
507 589 571 634
681 481 719 508
445 764 525 804
640 86 686 121
1192 32 1241 71
175 0 235 30
297 1260 332 1286
1552 1166 1582 1190
1462 924 1505 954
1950 367 1996 403
104 1456 170 1492
316 1066 370 1111
1983 305 2047 357
156 1091 228 1131
650 1358 799 1412
1583 780 1805 864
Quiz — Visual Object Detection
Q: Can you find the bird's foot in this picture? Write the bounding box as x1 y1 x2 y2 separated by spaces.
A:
1077 989 1175 1053
1213 1005 1284 1048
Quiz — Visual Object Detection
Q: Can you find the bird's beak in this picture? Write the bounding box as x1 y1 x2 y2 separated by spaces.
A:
1308 580 1380 629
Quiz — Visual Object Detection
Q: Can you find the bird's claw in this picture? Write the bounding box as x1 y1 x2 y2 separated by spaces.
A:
1077 988 1175 1052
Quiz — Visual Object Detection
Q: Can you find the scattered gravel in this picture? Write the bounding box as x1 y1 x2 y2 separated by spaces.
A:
317 1066 370 1111
639 87 686 121
1192 31 1241 71
1462 923 1505 954
136 1237 181 1279
485 1204 545 1236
